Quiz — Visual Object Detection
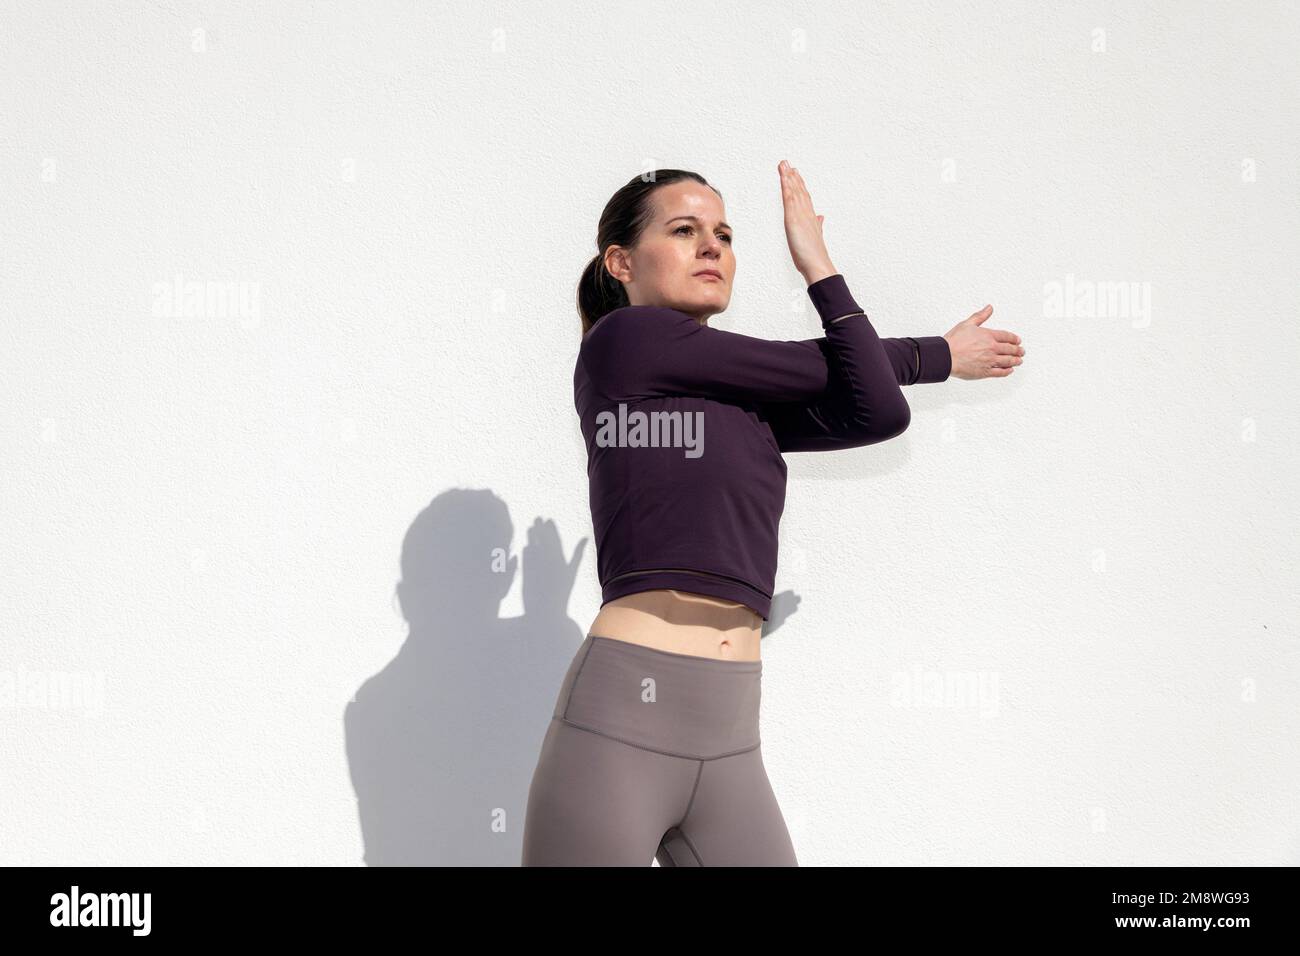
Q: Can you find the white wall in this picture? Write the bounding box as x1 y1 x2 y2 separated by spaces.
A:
2 0 1296 866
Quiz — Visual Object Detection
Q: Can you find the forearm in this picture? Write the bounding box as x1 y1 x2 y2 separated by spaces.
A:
796 274 912 444
881 335 953 385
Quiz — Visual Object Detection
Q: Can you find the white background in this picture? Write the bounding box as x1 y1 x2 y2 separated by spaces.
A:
2 0 1297 865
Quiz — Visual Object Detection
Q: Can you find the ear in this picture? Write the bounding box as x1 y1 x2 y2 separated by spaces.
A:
604 246 630 283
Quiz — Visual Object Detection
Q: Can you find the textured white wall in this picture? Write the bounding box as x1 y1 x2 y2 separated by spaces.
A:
3 0 1297 866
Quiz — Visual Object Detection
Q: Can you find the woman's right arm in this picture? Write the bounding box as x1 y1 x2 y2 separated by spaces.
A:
579 271 912 446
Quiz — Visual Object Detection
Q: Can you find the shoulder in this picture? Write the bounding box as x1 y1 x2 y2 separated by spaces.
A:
578 306 696 398
593 304 687 328
583 306 695 347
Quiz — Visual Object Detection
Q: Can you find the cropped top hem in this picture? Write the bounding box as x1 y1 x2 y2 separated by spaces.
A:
600 569 772 622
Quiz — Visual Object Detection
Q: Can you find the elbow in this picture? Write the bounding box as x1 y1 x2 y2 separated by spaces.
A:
843 395 911 447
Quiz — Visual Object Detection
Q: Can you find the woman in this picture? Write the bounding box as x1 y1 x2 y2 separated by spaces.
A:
520 161 1024 866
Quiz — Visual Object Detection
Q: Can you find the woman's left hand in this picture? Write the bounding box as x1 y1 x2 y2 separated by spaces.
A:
943 305 1025 380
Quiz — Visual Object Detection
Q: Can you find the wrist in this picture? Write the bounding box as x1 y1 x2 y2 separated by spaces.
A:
915 335 954 383
805 271 864 326
802 262 837 285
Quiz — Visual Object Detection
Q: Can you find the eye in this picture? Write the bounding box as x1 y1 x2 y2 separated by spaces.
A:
675 225 732 244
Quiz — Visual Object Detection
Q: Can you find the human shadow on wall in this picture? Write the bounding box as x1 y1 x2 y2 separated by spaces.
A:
343 488 587 866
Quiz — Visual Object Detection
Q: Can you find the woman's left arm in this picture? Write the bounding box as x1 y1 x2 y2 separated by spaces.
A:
753 334 950 453
758 308 1024 452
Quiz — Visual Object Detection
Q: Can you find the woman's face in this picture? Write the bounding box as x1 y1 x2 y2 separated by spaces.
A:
605 180 734 321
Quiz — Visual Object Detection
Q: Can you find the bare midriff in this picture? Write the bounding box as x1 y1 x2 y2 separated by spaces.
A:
587 588 764 662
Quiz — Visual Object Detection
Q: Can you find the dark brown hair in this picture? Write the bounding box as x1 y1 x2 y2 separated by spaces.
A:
577 169 723 334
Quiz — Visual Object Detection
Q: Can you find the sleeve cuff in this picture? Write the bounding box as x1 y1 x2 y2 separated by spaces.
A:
806 273 865 326
913 335 952 383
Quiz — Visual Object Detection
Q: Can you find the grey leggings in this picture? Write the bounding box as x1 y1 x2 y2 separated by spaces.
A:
521 634 798 866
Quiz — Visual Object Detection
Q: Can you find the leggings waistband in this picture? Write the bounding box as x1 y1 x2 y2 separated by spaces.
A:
551 635 762 760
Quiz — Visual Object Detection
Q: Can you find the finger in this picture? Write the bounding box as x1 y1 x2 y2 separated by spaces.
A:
993 342 1024 355
990 329 1021 345
786 165 809 203
966 305 993 323
793 170 813 210
991 354 1022 368
783 170 804 209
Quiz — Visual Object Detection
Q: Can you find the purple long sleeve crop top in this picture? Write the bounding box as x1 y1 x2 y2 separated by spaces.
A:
573 272 951 621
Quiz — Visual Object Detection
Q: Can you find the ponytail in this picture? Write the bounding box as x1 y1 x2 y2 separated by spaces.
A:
577 253 629 336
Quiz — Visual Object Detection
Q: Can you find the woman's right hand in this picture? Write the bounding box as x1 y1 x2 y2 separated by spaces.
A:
944 305 1025 379
779 160 837 285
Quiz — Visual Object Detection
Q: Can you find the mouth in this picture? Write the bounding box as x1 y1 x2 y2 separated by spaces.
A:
694 270 724 281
